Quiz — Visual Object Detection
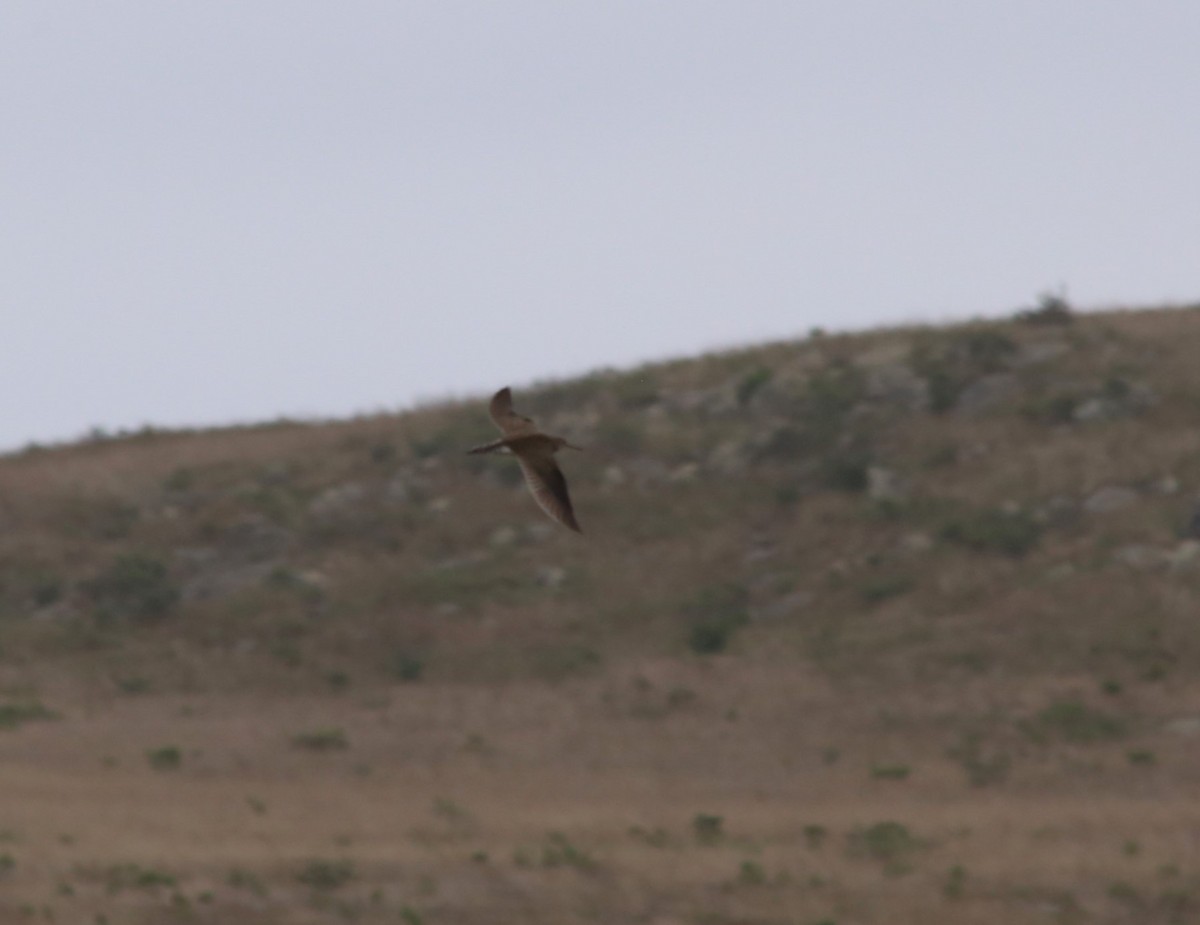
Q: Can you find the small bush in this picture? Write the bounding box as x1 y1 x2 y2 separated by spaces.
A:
946 732 1010 787
388 651 424 682
737 859 767 886
291 728 349 751
683 583 749 654
736 367 773 406
0 701 55 730
870 763 911 780
911 328 1016 413
611 372 659 410
848 821 921 875
1016 290 1074 325
944 865 968 899
146 746 182 771
940 508 1041 557
693 814 724 843
227 868 267 896
540 832 593 870
1027 700 1125 744
105 864 176 893
803 824 828 849
859 574 915 605
85 553 179 624
818 450 872 492
1022 392 1079 424
297 859 355 890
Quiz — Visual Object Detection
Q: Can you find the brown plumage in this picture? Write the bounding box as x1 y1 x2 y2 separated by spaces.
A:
467 387 584 533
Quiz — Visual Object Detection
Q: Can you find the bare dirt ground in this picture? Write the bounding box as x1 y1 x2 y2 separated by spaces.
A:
3 660 1199 924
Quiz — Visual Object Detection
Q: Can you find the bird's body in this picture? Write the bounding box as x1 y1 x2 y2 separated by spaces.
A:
468 387 583 533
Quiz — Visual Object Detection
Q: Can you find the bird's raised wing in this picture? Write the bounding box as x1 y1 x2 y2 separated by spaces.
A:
517 453 582 533
489 387 537 436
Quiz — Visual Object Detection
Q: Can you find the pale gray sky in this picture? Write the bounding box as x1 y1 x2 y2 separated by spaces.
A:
2 2 1197 451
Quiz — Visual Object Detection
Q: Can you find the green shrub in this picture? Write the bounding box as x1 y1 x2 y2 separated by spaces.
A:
1016 291 1074 325
105 863 176 893
944 865 968 899
946 732 1010 787
611 372 660 410
692 814 724 843
291 728 349 751
85 553 178 624
819 450 872 492
939 508 1041 556
736 367 773 405
738 859 767 885
683 582 749 654
870 763 911 780
848 821 922 875
859 574 915 605
911 328 1016 413
1026 700 1125 744
146 746 182 771
0 701 55 730
1022 392 1079 424
296 859 355 890
540 832 593 870
388 650 424 682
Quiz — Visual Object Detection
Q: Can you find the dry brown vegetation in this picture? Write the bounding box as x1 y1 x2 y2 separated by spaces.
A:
3 303 1200 923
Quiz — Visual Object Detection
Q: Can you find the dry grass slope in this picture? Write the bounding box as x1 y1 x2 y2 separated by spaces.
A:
1 302 1200 922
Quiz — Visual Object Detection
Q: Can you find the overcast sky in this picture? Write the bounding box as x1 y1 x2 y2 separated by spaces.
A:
2 3 1197 451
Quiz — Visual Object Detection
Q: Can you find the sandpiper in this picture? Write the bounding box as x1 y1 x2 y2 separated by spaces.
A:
468 387 584 533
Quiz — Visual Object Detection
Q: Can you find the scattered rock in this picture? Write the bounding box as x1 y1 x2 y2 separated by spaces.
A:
867 466 907 502
707 440 749 476
384 474 420 503
1165 717 1200 737
898 532 934 555
1036 495 1079 527
1083 486 1139 515
1113 545 1168 571
1169 540 1200 572
855 342 911 369
178 558 279 602
535 566 567 589
1154 475 1180 495
489 526 520 548
1072 397 1115 423
669 462 700 483
1074 383 1158 422
603 465 627 487
625 457 670 487
223 515 293 561
954 373 1021 415
751 591 813 622
526 523 554 543
1011 340 1070 367
308 483 369 520
863 364 930 412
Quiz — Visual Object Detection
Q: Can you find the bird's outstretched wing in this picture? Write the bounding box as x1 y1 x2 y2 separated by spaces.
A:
517 452 582 533
489 387 537 436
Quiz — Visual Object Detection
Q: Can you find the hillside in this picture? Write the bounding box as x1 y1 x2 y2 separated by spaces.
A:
3 301 1200 924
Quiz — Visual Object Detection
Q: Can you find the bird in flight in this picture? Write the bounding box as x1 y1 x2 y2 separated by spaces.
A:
468 387 584 533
